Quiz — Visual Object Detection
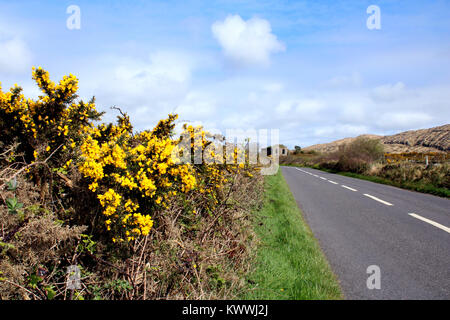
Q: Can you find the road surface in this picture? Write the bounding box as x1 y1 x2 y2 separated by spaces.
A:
281 166 450 300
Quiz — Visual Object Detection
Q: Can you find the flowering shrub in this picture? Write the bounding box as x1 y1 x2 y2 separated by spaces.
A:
0 68 261 300
0 67 102 182
79 114 198 241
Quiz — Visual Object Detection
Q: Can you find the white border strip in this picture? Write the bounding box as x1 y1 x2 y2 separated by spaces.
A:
363 194 393 206
409 213 450 234
341 185 357 192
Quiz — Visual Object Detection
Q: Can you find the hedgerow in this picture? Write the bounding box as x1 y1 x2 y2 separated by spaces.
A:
0 68 262 299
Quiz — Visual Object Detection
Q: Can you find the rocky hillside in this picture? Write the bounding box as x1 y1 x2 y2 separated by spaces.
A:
303 124 450 154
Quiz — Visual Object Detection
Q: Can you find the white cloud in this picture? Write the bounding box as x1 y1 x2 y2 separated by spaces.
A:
75 61 450 148
216 80 449 148
263 82 283 93
78 51 196 129
371 82 406 102
111 51 192 95
0 37 32 75
175 91 217 119
211 15 285 66
376 112 433 130
313 125 369 139
274 98 324 117
294 99 324 115
325 72 362 88
275 100 293 114
339 102 368 123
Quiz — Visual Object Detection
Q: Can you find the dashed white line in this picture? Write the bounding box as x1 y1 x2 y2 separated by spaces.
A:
291 167 450 236
341 185 357 191
363 194 393 206
408 213 450 234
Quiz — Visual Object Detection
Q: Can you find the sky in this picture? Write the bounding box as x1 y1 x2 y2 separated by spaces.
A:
1 0 449 148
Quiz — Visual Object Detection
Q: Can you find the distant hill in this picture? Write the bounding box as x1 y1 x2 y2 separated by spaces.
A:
303 124 450 154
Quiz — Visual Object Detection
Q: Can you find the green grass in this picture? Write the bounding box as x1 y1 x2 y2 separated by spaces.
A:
242 170 342 300
286 164 450 198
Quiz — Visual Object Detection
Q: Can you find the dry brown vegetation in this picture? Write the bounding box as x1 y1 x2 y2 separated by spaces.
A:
0 136 263 301
284 137 385 173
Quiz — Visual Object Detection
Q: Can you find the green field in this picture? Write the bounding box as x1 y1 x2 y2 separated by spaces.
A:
243 169 342 300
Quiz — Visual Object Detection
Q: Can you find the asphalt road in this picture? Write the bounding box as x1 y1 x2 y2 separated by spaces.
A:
281 166 450 300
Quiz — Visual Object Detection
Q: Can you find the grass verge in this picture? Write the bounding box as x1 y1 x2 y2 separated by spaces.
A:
285 164 450 198
242 169 342 300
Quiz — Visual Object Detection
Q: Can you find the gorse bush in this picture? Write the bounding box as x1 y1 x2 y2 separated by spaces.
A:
0 67 102 167
0 68 262 299
78 113 198 242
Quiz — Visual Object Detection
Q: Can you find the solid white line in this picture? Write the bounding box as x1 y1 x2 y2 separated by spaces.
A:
328 180 338 184
320 177 327 180
313 174 319 177
341 185 357 192
363 194 393 206
408 213 450 234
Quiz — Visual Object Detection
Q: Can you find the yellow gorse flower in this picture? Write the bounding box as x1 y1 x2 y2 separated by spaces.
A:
78 113 200 241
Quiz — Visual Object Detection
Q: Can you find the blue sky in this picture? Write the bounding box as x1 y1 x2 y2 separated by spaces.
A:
1 0 449 148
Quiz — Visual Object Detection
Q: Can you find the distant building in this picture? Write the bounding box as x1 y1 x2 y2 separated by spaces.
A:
261 144 289 157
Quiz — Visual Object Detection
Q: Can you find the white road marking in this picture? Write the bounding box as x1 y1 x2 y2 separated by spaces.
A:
341 185 357 192
408 213 450 234
320 177 327 180
328 180 338 184
363 194 393 206
313 174 319 177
